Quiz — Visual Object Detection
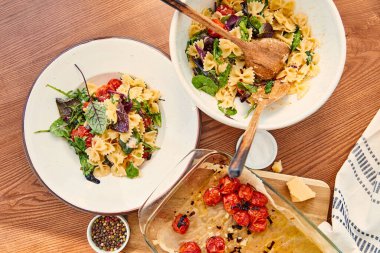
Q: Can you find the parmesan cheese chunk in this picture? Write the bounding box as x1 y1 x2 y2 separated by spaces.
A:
286 177 316 202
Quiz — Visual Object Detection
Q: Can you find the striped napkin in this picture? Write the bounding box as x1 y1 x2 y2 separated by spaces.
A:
319 109 380 253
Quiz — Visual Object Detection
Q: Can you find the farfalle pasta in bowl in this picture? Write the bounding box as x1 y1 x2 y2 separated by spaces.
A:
170 0 346 129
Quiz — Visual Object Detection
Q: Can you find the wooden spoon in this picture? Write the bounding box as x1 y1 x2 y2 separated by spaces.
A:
228 81 290 178
161 0 290 80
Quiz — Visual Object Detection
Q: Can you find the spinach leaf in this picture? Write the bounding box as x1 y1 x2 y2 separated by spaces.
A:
192 75 219 96
218 106 237 116
245 103 258 118
218 64 232 88
126 162 139 179
48 118 71 138
291 26 302 51
238 17 250 41
238 82 258 94
213 39 223 63
306 51 313 65
119 139 134 155
84 101 107 134
264 80 274 94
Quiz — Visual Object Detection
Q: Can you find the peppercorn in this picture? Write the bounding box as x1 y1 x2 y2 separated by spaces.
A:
91 216 127 251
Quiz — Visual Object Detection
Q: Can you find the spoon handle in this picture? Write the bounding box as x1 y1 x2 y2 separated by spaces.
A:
228 102 266 178
160 0 246 48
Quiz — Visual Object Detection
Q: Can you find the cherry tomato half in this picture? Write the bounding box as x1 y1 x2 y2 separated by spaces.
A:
206 236 225 253
143 117 152 129
233 210 250 227
238 183 255 202
216 4 235 15
223 193 241 214
179 242 201 253
248 218 267 233
248 206 269 223
172 214 190 234
107 78 122 91
203 187 222 206
94 85 110 102
71 125 93 147
250 191 268 207
219 176 240 195
207 19 228 38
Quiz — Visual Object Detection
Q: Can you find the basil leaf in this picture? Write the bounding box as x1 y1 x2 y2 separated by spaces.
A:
218 64 232 88
49 118 70 138
119 139 134 155
213 39 222 63
126 163 139 179
264 80 274 94
291 26 302 51
192 75 219 96
306 50 313 65
245 103 257 118
218 106 237 116
84 101 107 134
238 82 258 94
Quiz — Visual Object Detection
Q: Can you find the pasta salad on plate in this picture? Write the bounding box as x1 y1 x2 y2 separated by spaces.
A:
186 0 320 117
37 70 161 184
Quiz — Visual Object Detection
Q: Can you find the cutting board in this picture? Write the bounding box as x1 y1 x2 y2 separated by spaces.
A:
123 171 331 252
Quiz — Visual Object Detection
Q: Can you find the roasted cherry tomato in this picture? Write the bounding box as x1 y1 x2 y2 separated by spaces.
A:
71 125 93 147
248 206 269 223
94 85 110 102
248 218 267 233
179 242 201 253
206 236 225 253
216 4 235 15
207 19 228 38
219 176 240 195
223 193 241 214
233 210 250 226
143 117 152 129
172 214 190 234
203 187 222 206
250 191 268 207
107 78 122 90
238 183 255 202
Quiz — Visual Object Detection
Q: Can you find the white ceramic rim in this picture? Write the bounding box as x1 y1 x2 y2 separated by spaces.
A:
22 37 201 214
87 215 130 253
169 0 346 130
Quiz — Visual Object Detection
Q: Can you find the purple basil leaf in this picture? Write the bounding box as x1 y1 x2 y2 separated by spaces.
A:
111 100 131 133
225 15 240 31
195 44 206 60
203 36 215 52
258 23 274 38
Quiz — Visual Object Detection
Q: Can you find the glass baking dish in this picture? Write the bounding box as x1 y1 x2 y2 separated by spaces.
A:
138 149 341 253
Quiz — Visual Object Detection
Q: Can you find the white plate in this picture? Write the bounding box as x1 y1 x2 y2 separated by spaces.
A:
170 0 346 130
23 38 200 214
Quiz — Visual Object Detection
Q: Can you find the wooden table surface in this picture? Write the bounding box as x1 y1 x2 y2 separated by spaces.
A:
1 0 379 252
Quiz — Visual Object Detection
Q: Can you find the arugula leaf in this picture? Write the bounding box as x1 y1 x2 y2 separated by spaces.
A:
238 17 250 41
46 84 73 98
49 118 71 138
151 113 162 127
143 141 160 153
238 82 258 94
218 64 232 88
245 103 258 118
192 75 219 96
213 39 223 63
218 106 237 116
126 162 139 179
84 101 107 134
291 26 302 51
79 153 95 176
119 139 134 155
264 80 274 94
69 137 87 154
306 51 313 65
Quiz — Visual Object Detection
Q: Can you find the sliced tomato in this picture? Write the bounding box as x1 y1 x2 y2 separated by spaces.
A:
223 193 241 214
233 210 250 226
219 176 240 195
107 78 122 90
250 191 268 207
70 126 93 147
238 183 255 202
172 214 190 234
203 187 222 206
248 218 267 233
216 4 235 15
248 206 269 223
207 19 228 38
179 242 201 253
94 85 110 102
206 236 225 253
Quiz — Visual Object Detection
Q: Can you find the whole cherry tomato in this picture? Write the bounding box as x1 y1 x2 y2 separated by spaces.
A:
223 193 241 214
94 85 110 102
248 206 269 223
233 210 250 226
107 78 122 91
207 19 228 38
248 218 267 233
238 183 255 202
71 125 93 147
206 236 225 253
172 214 190 234
216 4 235 15
203 187 222 206
250 191 268 207
219 176 240 195
179 242 201 253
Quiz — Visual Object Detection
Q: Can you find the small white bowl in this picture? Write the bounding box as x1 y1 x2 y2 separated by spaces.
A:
169 0 346 130
87 215 130 253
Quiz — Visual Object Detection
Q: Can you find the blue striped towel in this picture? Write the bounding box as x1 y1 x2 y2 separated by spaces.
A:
319 109 380 253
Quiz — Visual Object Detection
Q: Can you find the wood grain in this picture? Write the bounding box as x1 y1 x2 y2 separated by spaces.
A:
0 0 379 252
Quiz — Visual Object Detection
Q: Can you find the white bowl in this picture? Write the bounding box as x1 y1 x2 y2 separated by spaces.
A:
23 38 200 213
169 0 346 130
87 215 130 253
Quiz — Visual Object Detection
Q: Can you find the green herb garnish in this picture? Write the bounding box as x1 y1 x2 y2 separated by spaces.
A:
213 38 223 63
218 106 237 116
238 82 258 94
245 103 258 118
218 64 232 88
291 26 302 51
264 80 274 94
238 17 250 41
126 162 139 179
